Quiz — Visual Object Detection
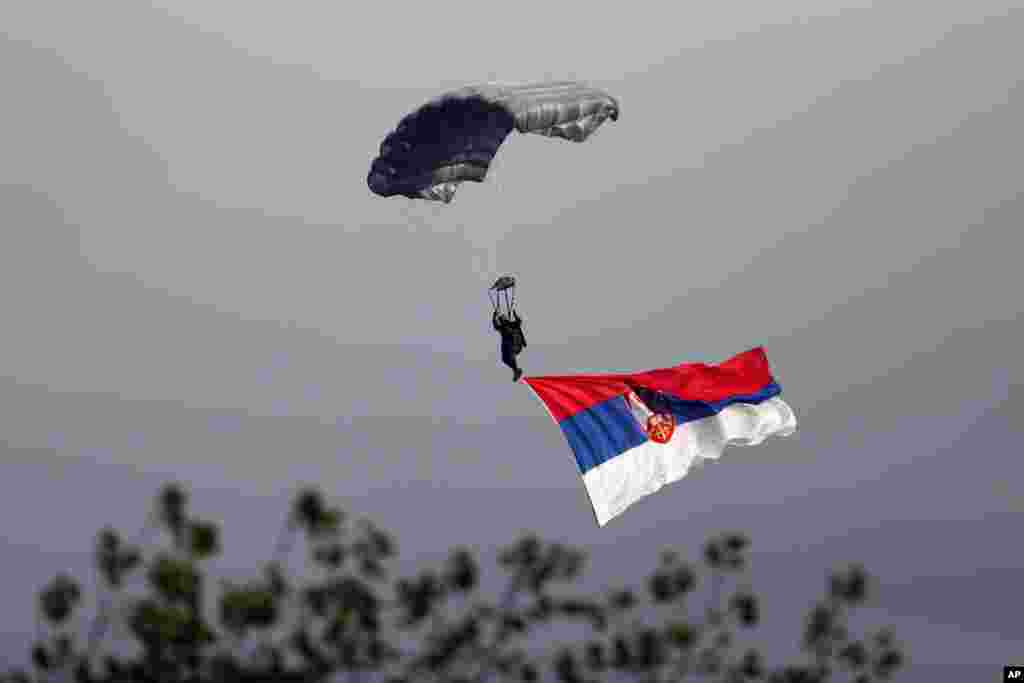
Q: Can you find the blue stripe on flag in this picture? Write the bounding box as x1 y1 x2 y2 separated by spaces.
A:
635 382 782 423
560 382 783 475
559 396 647 474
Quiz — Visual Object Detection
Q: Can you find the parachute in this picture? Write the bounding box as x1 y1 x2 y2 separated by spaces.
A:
488 275 517 319
368 81 620 203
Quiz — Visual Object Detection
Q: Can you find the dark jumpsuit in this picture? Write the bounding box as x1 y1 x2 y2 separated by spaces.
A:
493 311 526 379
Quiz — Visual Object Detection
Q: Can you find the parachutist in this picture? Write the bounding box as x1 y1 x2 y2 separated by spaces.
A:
488 274 525 382
493 310 526 382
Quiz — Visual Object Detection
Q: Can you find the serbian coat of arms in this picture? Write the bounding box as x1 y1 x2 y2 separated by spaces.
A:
625 391 676 444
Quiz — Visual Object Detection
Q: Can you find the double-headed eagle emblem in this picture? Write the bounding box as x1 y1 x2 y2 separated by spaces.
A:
625 391 676 444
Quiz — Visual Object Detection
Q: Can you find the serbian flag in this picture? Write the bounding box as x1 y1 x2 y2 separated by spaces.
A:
523 347 797 526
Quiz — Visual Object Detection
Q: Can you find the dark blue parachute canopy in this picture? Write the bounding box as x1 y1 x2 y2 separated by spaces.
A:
368 81 620 203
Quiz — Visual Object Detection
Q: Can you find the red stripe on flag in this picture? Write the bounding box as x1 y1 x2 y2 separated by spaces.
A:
522 376 630 422
523 348 776 422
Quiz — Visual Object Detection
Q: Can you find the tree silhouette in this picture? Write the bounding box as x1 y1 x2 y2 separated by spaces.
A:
6 483 905 683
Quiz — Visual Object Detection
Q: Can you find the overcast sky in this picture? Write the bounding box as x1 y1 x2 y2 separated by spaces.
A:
1 1 1022 678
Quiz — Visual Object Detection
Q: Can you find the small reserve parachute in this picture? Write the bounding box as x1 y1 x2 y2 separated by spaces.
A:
488 275 517 319
368 81 620 203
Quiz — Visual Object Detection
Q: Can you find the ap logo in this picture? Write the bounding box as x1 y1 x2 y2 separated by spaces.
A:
1006 666 1024 680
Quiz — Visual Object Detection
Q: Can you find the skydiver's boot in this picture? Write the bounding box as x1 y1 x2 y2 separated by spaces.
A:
501 343 521 382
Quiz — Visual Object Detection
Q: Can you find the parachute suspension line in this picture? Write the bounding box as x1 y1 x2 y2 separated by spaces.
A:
399 201 414 232
400 199 432 234
430 200 444 226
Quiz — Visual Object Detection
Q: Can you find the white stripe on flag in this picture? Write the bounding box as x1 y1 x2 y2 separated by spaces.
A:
581 397 797 526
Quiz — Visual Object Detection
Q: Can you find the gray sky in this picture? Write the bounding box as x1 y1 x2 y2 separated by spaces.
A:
2 1 1022 678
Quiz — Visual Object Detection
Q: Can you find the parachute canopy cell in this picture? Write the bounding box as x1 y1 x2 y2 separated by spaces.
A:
368 81 620 203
